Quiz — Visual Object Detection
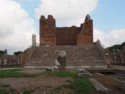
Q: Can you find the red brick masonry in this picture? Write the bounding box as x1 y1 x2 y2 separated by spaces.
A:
40 15 93 46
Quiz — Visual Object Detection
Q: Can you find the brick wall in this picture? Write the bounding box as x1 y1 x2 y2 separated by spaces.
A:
40 15 56 46
77 15 93 45
18 47 36 65
56 27 80 45
40 15 93 46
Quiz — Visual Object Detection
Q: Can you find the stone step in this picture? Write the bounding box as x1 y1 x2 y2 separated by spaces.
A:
89 78 109 94
26 44 106 67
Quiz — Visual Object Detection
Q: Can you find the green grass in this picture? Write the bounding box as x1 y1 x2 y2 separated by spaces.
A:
39 71 78 77
0 69 78 78
65 77 95 94
55 71 78 77
0 90 9 94
0 70 95 94
0 69 35 78
23 89 31 94
39 71 95 94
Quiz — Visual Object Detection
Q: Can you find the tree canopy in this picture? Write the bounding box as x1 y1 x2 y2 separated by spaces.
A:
0 50 5 55
108 42 125 52
14 51 22 56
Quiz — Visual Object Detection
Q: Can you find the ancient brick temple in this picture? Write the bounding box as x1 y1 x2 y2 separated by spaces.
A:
40 15 93 46
23 14 106 68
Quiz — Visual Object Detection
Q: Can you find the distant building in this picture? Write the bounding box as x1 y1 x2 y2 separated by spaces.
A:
111 46 125 65
0 50 20 67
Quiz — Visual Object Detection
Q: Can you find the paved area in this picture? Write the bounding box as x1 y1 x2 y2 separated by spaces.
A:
110 65 125 71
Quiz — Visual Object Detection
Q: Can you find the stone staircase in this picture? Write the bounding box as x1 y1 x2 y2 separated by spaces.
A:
25 44 106 67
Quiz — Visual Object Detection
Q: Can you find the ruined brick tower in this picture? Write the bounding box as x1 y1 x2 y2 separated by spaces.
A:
40 15 93 46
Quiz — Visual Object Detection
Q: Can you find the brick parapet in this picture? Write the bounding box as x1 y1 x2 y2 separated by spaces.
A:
40 15 93 46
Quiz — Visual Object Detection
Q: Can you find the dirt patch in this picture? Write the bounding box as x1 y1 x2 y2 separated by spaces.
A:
0 77 72 94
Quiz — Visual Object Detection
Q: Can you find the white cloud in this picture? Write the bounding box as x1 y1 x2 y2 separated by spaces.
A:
1 0 124 55
35 0 99 26
0 0 38 54
94 28 125 48
36 0 125 48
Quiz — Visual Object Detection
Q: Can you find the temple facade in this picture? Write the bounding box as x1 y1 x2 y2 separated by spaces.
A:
23 14 107 68
40 15 93 46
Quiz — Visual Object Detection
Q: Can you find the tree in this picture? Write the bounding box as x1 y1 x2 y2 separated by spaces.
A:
14 51 22 56
0 50 5 55
107 42 125 52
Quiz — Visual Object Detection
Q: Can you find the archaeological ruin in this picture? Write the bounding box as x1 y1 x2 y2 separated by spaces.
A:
40 15 93 46
21 15 107 68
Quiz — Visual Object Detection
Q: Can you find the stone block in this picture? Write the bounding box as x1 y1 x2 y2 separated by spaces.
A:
89 78 109 94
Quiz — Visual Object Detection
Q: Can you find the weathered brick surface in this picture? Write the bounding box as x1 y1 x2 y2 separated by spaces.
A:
40 15 93 46
0 54 18 66
40 15 56 46
19 47 35 65
26 44 106 67
77 15 93 45
24 15 106 67
56 27 80 45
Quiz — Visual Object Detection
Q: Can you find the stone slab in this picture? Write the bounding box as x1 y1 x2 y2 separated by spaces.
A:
89 78 109 94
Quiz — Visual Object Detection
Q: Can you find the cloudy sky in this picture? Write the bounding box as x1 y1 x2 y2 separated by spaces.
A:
0 0 125 54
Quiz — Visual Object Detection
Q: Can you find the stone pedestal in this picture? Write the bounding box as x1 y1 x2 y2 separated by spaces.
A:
55 51 66 70
57 56 66 70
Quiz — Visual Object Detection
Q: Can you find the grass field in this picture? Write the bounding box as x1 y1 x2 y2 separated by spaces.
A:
0 69 95 94
0 69 35 78
0 69 78 78
65 77 95 94
39 71 78 77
